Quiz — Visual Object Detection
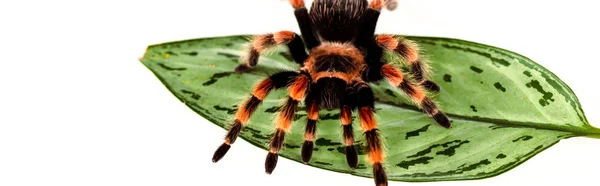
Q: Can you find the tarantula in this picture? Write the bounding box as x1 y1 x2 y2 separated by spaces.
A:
212 0 451 185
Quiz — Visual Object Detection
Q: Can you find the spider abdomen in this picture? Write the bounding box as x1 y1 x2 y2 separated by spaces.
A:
310 0 368 42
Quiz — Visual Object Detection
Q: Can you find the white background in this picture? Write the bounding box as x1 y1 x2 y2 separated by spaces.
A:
1 0 599 185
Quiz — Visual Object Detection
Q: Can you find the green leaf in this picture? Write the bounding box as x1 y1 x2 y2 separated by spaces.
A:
139 35 600 182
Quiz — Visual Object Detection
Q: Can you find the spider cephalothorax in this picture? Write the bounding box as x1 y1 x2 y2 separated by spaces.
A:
214 1 450 186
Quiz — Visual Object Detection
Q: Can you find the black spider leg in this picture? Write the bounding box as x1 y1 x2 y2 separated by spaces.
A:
212 71 299 162
366 41 441 92
373 35 440 92
354 1 440 91
355 2 388 83
290 0 320 50
353 80 388 186
340 84 359 169
265 71 312 174
355 2 381 49
301 86 320 163
236 31 308 72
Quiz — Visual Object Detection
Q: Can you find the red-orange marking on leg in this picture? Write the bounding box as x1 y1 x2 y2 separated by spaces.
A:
276 100 297 132
396 39 420 63
340 106 353 125
235 112 250 124
365 130 385 164
370 0 384 10
376 35 399 50
290 0 304 9
305 132 314 141
274 31 295 44
251 34 273 52
359 107 377 131
307 102 319 120
235 100 252 124
289 75 310 101
381 64 404 87
413 91 426 103
253 78 274 100
402 81 426 103
345 138 354 147
368 148 385 164
276 114 293 132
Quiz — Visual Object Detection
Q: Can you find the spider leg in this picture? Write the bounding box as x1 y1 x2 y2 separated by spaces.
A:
355 0 387 48
235 31 308 72
380 63 451 128
289 0 320 50
212 71 299 163
356 1 441 91
301 90 319 164
376 35 440 92
266 72 311 174
340 85 358 168
354 81 388 186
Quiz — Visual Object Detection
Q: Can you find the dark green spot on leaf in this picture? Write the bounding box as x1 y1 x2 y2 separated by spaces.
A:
470 66 483 73
525 80 555 106
385 89 398 98
213 105 236 115
182 51 198 56
202 72 234 86
314 161 333 166
181 89 201 100
406 124 431 139
158 63 187 71
496 154 507 159
407 140 470 158
285 144 300 149
470 105 478 112
217 52 240 63
443 74 452 82
166 51 179 56
315 138 342 146
320 113 340 120
397 157 434 169
512 135 533 142
494 82 506 92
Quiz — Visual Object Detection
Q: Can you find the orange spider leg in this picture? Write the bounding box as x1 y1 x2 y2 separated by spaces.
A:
236 31 308 72
353 81 387 186
212 71 300 163
301 98 319 163
380 64 451 128
265 72 311 174
376 35 440 92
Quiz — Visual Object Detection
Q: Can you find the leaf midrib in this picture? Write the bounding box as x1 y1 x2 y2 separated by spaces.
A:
376 100 600 137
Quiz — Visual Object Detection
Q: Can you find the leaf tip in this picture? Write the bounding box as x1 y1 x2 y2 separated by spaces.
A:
139 47 150 62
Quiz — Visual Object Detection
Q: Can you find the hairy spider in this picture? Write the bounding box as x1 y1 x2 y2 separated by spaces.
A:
212 0 450 185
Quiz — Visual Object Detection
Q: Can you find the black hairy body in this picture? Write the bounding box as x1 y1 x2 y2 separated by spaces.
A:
213 1 450 186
